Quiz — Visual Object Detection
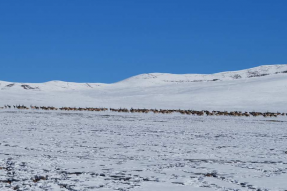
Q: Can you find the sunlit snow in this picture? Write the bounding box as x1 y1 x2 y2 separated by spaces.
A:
1 65 287 190
0 111 287 190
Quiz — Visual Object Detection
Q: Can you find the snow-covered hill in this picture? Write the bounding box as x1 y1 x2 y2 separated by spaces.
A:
0 80 106 91
1 64 287 112
117 64 287 86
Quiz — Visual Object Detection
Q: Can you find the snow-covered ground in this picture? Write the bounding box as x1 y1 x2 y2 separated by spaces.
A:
1 110 287 190
1 64 287 112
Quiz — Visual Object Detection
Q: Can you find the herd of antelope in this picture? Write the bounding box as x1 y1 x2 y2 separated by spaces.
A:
0 105 286 118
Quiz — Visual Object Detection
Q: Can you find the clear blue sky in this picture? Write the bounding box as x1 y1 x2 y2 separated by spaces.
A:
0 1 286 83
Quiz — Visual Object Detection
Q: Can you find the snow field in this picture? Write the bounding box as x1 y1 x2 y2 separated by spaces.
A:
0 110 287 190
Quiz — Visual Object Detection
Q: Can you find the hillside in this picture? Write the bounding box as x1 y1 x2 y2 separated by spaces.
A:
1 64 287 112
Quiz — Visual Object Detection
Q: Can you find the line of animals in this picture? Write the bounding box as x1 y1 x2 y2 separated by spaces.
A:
0 105 286 118
0 105 108 112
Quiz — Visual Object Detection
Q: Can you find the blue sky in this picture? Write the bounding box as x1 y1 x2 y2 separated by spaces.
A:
0 0 286 83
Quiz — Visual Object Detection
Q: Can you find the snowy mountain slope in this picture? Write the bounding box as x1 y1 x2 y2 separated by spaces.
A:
1 64 287 90
0 80 106 91
0 64 287 112
116 64 287 86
